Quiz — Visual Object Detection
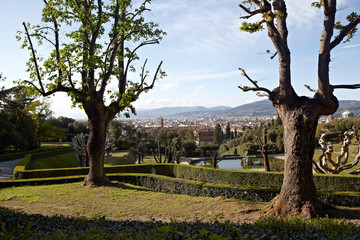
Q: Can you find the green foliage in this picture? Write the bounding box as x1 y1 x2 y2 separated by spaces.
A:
220 120 284 156
213 123 223 145
240 21 264 33
104 151 135 166
311 1 323 8
2 206 359 240
317 117 360 143
17 0 166 115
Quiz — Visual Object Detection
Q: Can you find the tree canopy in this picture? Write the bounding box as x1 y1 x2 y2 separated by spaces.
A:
18 0 166 186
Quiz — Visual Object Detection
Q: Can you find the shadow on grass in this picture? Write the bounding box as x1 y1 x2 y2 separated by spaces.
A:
107 181 157 193
1 206 360 239
325 205 360 220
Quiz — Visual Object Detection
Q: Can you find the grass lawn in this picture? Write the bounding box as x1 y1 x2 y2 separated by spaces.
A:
104 151 135 166
0 181 266 223
34 152 79 169
142 155 157 164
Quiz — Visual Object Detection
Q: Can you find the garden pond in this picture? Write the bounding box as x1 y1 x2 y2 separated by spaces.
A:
191 157 284 171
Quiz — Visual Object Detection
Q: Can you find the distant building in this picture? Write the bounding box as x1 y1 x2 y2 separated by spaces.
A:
342 110 354 118
194 129 214 146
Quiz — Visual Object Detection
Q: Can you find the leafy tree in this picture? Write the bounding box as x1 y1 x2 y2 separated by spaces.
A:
18 0 166 186
213 123 223 145
0 86 47 150
239 0 360 217
225 122 231 140
181 140 197 156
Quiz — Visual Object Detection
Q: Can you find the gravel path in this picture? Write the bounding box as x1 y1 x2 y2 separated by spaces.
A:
0 159 22 180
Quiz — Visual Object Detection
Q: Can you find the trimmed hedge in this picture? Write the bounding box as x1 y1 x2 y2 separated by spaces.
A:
13 147 74 179
12 154 32 175
13 165 158 180
110 174 279 202
171 164 284 189
10 163 360 193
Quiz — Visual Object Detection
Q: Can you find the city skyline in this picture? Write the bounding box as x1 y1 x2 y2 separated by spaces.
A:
1 0 360 119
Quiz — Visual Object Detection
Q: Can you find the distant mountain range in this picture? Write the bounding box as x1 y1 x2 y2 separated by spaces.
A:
128 99 360 119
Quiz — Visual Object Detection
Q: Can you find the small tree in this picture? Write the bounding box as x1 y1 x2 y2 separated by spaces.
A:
257 126 271 171
18 0 166 186
71 133 88 167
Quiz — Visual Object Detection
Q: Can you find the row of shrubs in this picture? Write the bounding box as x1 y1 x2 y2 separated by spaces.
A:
2 206 359 240
13 147 73 178
12 163 360 193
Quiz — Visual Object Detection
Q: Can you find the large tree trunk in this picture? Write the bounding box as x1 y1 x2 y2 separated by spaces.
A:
267 97 324 218
83 102 112 186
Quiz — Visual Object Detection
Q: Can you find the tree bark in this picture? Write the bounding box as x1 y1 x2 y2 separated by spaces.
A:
267 97 324 218
83 102 112 186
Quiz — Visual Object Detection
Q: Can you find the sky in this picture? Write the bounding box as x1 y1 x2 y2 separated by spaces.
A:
0 0 360 119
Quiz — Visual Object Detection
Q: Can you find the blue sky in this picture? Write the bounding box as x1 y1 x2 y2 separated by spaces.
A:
1 0 360 119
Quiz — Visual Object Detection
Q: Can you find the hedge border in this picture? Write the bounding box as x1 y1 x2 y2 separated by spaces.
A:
11 163 360 193
13 147 75 179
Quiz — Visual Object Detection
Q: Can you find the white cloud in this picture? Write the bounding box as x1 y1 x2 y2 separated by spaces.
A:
343 44 360 49
161 82 179 90
286 0 321 29
195 86 204 90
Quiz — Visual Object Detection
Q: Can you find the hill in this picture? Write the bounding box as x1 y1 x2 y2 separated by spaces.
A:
128 99 360 119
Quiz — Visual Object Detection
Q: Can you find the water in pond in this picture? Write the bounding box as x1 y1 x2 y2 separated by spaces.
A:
191 157 284 171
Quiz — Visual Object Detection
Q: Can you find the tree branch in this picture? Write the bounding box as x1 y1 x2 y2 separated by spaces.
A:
143 60 163 91
239 4 264 19
330 15 360 50
238 67 272 96
331 84 360 89
124 39 160 81
23 22 45 94
305 84 317 92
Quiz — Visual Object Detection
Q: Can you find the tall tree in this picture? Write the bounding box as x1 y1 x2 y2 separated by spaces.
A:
213 123 223 145
239 0 359 217
225 122 231 140
18 0 166 186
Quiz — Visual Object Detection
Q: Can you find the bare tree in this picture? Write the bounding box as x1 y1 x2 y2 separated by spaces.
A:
239 0 360 217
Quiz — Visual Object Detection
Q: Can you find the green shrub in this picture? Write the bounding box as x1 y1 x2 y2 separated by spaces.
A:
109 174 279 202
13 154 32 177
170 164 284 189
